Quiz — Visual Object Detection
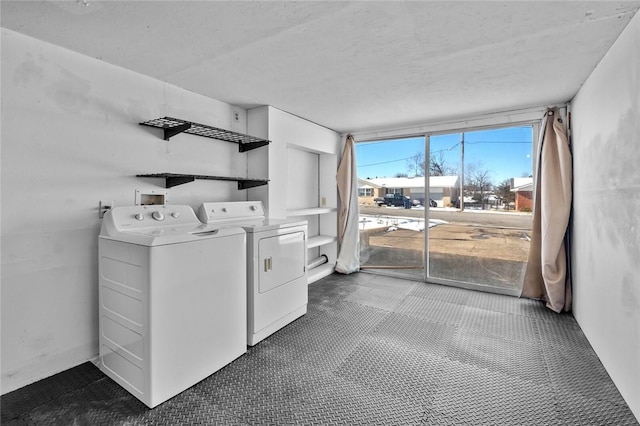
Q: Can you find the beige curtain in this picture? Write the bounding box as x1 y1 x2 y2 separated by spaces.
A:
522 107 573 312
335 134 360 274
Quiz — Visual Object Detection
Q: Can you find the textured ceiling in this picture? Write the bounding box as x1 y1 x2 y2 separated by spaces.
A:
2 1 639 133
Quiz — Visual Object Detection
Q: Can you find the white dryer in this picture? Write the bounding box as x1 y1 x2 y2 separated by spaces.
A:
98 205 247 408
197 201 308 346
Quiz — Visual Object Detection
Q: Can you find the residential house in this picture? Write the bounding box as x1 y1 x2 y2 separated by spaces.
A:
359 176 459 207
511 177 534 211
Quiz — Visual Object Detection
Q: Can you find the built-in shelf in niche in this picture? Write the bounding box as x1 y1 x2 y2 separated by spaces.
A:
136 173 268 189
307 235 337 249
286 207 337 217
140 117 270 152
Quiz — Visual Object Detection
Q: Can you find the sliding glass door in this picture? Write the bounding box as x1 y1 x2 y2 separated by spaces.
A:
427 126 533 294
357 124 534 295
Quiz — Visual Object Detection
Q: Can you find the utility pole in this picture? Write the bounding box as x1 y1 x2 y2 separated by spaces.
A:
459 133 465 212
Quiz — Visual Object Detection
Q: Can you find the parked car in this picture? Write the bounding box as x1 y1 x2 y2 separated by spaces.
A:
373 196 386 206
374 195 437 208
374 194 412 208
413 198 437 207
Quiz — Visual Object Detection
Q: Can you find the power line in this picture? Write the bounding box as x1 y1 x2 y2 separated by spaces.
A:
357 156 415 168
359 140 532 168
431 143 460 155
431 140 530 153
465 140 531 145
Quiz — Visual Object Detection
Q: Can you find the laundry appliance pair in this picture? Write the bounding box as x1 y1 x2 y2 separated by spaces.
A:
98 202 308 408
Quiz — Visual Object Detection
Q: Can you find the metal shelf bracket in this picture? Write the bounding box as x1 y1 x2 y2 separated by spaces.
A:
163 122 191 141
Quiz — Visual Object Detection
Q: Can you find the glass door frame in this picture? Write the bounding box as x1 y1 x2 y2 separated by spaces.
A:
420 120 541 296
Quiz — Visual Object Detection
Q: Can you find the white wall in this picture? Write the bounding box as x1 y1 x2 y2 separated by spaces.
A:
571 11 640 419
286 147 320 211
0 29 251 393
247 106 341 219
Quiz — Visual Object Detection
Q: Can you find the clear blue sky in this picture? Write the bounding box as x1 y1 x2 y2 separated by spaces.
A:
356 126 533 186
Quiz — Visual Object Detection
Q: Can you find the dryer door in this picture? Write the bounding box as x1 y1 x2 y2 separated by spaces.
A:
258 231 305 293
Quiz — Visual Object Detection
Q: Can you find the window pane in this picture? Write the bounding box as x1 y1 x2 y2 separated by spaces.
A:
428 126 533 292
357 137 426 278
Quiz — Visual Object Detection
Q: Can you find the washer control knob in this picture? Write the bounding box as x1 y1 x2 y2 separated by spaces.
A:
250 205 257 211
134 213 145 221
171 211 180 218
222 207 227 213
152 211 165 221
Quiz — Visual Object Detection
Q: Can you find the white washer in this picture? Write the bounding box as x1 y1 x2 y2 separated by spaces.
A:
197 201 308 346
98 205 246 408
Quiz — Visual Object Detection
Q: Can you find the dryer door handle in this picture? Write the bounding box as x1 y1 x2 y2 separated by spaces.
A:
264 257 272 272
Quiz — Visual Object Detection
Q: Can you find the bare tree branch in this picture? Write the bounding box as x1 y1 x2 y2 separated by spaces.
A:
406 152 425 177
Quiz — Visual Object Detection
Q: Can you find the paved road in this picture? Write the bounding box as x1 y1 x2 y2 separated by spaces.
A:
359 205 532 230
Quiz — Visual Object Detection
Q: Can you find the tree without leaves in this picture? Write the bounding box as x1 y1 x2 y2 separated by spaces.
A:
430 151 457 176
406 152 425 177
405 151 457 177
496 179 515 210
465 163 493 209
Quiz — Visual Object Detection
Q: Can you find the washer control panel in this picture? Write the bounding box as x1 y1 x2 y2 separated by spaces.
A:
105 205 200 231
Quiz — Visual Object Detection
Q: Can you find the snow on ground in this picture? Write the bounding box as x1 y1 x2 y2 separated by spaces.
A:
359 215 448 232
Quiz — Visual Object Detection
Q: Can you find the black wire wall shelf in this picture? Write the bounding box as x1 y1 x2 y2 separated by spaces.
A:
138 116 269 189
136 173 269 190
139 116 270 152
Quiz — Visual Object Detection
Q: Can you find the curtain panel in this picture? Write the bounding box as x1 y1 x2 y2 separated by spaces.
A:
335 134 360 274
522 107 573 312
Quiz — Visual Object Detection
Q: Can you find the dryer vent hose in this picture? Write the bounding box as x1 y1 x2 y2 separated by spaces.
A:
308 255 329 271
